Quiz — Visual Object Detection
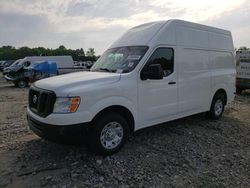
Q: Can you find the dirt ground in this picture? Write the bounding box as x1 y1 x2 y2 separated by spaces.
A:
0 76 249 188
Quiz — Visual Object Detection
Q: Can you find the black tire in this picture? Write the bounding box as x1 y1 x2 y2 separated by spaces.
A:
89 112 129 155
17 79 28 88
236 87 242 94
207 92 226 120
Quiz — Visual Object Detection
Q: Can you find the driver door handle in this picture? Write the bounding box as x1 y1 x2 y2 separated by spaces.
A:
168 81 176 85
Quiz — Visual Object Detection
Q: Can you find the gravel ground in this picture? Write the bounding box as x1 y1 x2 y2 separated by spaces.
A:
0 76 249 188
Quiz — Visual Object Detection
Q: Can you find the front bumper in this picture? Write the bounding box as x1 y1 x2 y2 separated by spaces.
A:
27 115 91 143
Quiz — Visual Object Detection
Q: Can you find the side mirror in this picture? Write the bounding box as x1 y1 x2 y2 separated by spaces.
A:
141 64 163 80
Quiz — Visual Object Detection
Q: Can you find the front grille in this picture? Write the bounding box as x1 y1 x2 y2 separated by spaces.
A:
29 86 56 117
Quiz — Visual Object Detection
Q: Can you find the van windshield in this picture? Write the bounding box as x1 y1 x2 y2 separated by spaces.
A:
91 46 148 73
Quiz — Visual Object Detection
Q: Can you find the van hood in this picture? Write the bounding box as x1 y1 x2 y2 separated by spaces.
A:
34 71 121 94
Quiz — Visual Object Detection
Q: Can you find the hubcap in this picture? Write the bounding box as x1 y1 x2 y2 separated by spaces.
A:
214 99 223 116
100 122 123 150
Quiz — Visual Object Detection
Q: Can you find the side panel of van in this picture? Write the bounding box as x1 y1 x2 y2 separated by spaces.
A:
176 25 211 114
178 48 211 114
137 22 235 128
23 56 73 69
210 51 235 102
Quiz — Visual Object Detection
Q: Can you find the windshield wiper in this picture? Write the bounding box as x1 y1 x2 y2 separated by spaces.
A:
99 68 116 72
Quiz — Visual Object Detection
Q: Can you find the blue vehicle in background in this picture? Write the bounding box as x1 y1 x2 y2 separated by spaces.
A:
4 61 58 88
29 61 58 82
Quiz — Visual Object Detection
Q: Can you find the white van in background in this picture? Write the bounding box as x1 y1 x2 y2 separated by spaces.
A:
18 56 74 74
236 50 250 94
27 19 235 155
3 56 78 87
4 56 75 75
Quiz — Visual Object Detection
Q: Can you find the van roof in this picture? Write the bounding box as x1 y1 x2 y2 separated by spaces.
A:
170 19 230 35
110 19 233 51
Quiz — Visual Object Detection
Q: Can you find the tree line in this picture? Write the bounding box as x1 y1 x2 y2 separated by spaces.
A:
0 45 99 61
237 46 249 51
1 45 248 62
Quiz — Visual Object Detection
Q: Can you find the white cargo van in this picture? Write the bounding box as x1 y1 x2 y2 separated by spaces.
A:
18 56 74 74
27 20 235 155
236 50 250 93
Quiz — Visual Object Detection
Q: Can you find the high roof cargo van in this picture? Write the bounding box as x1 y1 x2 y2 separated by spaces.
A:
27 19 236 155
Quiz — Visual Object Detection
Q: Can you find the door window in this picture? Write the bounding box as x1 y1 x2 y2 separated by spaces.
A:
145 48 174 77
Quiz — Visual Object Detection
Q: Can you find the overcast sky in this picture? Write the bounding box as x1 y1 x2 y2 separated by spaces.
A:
0 0 249 54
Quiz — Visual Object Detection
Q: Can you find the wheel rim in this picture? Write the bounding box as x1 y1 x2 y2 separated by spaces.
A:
214 99 223 116
100 122 123 150
18 81 26 88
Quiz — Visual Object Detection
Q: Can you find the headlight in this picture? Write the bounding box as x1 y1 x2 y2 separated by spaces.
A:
53 97 80 113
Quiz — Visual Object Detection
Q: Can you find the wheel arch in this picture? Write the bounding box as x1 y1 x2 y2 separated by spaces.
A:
212 88 227 105
91 105 135 133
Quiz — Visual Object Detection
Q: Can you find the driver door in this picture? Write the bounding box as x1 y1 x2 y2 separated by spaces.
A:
138 47 178 127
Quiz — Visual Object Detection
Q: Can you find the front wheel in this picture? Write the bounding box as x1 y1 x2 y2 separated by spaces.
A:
16 79 28 88
207 93 225 120
89 112 129 155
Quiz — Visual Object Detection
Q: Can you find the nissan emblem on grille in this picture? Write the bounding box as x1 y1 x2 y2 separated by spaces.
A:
33 95 37 104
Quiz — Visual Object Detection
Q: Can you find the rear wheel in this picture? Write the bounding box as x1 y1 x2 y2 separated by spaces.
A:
89 112 129 155
207 92 226 120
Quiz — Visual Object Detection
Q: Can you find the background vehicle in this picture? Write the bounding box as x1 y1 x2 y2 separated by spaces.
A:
74 61 94 69
236 50 250 94
5 61 58 88
0 61 6 71
3 59 23 75
3 56 84 87
12 56 74 74
27 19 235 155
0 60 15 71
